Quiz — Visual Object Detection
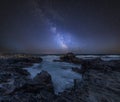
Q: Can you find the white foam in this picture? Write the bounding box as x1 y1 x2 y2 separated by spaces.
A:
77 55 99 59
77 55 120 61
101 56 120 61
25 64 41 78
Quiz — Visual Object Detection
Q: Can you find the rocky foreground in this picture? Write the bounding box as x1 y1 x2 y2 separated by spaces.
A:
0 53 120 102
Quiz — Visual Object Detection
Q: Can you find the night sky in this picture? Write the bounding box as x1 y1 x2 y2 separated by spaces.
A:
0 0 120 54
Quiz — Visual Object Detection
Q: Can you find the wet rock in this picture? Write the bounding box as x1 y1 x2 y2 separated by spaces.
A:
33 71 54 93
0 73 12 83
7 57 43 64
0 88 6 95
13 76 31 88
7 68 30 76
60 52 76 62
10 71 54 95
34 71 52 83
59 52 83 64
0 71 55 102
81 58 120 72
0 56 43 69
72 67 85 74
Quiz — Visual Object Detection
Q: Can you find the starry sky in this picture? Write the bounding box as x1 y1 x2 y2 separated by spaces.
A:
0 0 120 54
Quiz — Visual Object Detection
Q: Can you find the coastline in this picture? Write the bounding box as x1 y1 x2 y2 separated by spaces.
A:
0 53 120 102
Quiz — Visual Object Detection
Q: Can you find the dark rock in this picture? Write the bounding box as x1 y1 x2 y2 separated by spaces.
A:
1 92 55 102
73 79 82 90
0 88 6 95
33 71 54 93
6 68 30 76
0 71 55 102
59 52 83 64
10 71 54 95
72 67 83 74
60 52 75 62
81 58 120 72
34 71 52 84
7 57 42 64
0 73 12 83
13 76 31 89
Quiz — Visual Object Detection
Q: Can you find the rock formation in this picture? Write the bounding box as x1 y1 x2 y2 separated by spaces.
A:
0 53 120 102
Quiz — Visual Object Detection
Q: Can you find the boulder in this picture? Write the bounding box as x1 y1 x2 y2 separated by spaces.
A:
60 52 75 62
59 52 82 64
33 71 54 93
33 71 52 84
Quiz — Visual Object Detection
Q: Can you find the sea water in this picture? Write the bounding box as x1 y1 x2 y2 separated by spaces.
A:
25 55 81 94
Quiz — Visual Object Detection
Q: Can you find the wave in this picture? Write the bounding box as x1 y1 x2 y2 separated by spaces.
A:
101 55 120 61
77 55 120 61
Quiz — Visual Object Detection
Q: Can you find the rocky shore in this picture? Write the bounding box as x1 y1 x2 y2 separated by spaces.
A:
0 53 120 102
55 53 120 102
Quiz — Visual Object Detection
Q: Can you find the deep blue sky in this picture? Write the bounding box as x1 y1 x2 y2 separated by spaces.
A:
0 0 120 54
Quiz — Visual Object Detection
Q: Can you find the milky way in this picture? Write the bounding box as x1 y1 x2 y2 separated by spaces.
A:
33 0 73 51
51 26 68 49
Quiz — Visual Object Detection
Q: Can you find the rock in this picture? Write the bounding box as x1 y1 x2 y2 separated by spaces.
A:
72 67 85 74
13 76 31 89
0 72 12 83
10 71 54 95
34 71 52 84
1 92 55 102
0 71 55 102
33 71 54 93
59 52 83 64
81 58 120 72
78 58 120 102
0 56 43 70
73 79 82 89
7 57 43 64
6 68 30 76
60 52 75 62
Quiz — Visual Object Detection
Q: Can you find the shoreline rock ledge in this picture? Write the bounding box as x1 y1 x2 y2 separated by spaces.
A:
0 71 55 102
54 52 83 64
